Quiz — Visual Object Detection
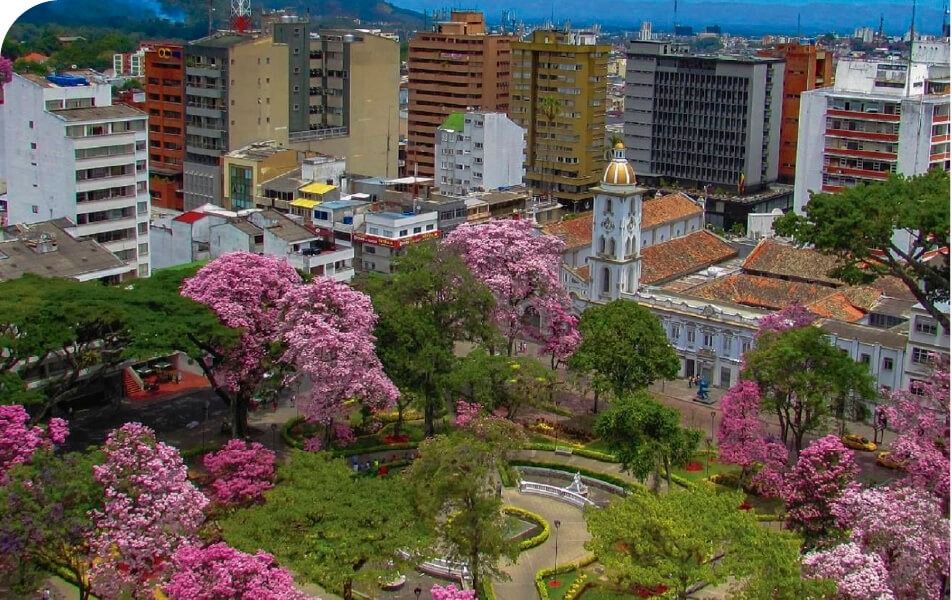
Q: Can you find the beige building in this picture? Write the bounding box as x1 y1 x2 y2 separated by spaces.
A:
289 29 400 180
229 37 291 150
512 30 610 211
222 141 300 211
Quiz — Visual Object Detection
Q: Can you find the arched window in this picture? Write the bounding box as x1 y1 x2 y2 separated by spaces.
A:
608 238 616 255
598 236 606 253
602 268 611 293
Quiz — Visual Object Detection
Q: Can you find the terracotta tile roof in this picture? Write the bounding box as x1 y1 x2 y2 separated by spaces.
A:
641 192 703 229
568 264 591 282
542 214 593 250
840 285 884 311
867 276 917 302
641 231 738 285
742 239 842 286
686 273 837 311
806 292 866 323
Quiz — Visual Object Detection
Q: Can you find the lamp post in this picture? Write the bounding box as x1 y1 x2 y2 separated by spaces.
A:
270 423 278 452
549 519 562 588
413 586 422 600
705 437 712 478
710 410 717 441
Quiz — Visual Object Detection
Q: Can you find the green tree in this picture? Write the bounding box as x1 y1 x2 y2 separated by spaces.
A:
585 487 834 600
359 243 494 435
117 264 239 422
595 392 701 491
447 349 553 421
0 449 103 600
406 417 525 592
774 170 950 331
743 327 876 453
12 57 50 76
0 275 128 420
220 452 429 600
569 300 679 407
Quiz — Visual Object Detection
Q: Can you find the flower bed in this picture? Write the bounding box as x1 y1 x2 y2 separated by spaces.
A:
535 555 597 600
502 506 549 550
684 462 703 472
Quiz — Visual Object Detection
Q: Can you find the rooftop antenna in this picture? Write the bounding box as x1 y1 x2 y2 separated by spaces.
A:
906 0 916 95
797 13 801 38
231 0 252 32
208 0 214 36
674 0 679 29
878 13 884 40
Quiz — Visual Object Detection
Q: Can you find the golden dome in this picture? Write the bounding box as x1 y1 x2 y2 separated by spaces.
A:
602 142 637 187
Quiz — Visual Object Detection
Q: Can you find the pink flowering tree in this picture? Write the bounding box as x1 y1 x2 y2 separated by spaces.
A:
88 423 208 600
883 360 950 510
806 485 950 599
182 252 302 437
454 400 482 427
755 303 816 337
716 381 788 496
0 404 68 482
279 277 399 444
202 439 276 507
0 57 12 85
442 218 578 357
430 584 476 600
539 309 581 369
165 542 307 600
781 434 859 546
803 542 894 600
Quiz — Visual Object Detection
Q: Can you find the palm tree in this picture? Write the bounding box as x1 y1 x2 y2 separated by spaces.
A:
538 95 561 207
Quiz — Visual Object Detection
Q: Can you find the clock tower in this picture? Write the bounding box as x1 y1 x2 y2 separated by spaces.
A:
589 142 646 301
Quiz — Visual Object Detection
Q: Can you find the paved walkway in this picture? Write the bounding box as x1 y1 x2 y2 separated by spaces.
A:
493 489 591 600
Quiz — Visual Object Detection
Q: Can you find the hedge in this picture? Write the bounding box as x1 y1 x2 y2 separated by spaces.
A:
534 555 596 600
510 459 639 493
478 579 497 600
282 416 420 456
498 464 516 488
502 505 549 551
571 448 619 463
179 439 225 461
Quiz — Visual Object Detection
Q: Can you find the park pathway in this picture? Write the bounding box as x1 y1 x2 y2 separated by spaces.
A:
493 489 591 600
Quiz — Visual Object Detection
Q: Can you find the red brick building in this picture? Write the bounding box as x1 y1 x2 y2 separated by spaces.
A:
142 41 185 211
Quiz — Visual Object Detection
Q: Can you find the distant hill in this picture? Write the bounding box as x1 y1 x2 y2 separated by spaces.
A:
14 0 424 33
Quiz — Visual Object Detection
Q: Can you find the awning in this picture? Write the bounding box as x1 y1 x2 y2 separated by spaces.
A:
290 198 321 209
299 182 336 195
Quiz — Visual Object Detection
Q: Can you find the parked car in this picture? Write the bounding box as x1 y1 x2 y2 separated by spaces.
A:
876 451 905 469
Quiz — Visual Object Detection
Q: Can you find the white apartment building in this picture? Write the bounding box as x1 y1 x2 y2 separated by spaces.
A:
434 112 525 196
3 73 151 279
794 53 950 215
353 209 439 274
902 303 950 391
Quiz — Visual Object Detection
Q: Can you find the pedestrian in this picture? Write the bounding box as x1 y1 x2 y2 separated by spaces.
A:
687 375 694 388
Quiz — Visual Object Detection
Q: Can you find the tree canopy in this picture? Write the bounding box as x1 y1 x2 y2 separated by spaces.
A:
595 392 701 491
774 170 950 331
220 452 429 600
570 300 679 400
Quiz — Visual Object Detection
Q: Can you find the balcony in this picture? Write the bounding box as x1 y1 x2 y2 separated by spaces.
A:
824 128 898 142
285 247 355 279
827 109 899 123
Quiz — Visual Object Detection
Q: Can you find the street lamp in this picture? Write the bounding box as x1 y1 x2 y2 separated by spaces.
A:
705 437 712 478
710 410 717 441
270 423 278 452
549 519 562 588
414 586 422 600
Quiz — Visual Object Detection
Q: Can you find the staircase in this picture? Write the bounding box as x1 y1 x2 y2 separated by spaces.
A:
122 367 144 397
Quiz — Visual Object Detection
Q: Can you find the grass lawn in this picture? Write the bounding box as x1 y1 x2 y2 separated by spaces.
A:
543 569 584 600
503 514 537 540
670 455 739 483
579 587 636 599
583 439 615 453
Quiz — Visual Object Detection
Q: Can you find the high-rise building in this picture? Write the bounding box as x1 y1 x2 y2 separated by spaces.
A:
290 28 400 180
142 41 185 211
624 41 784 191
407 11 515 177
434 111 525 195
183 22 399 210
113 48 146 77
794 55 950 216
2 73 151 279
512 29 610 211
757 42 834 183
639 21 652 41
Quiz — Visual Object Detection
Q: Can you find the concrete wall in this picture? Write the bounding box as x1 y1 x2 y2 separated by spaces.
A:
229 37 290 150
792 89 827 213
209 222 254 256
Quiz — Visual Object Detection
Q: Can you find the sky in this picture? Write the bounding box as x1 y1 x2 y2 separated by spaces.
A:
393 0 947 36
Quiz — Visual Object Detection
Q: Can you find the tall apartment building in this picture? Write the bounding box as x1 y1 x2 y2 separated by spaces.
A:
407 11 515 177
757 42 833 183
2 73 151 279
113 48 145 77
624 41 783 191
291 28 400 179
512 29 610 211
183 22 399 210
434 111 525 195
142 41 186 210
794 56 950 215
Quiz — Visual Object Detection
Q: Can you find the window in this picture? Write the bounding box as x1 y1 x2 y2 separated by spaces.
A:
702 332 713 348
426 224 435 231
671 324 681 340
413 226 422 234
911 347 931 364
686 327 696 345
399 229 408 237
720 367 731 388
914 317 938 336
30 142 37 150
137 222 148 235
138 264 149 277
882 356 894 371
722 334 731 353
31 205 39 214
364 246 375 254
29 121 34 129
860 353 871 365
741 339 751 354
138 243 149 256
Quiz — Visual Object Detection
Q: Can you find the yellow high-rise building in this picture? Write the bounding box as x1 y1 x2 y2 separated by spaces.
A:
512 30 609 211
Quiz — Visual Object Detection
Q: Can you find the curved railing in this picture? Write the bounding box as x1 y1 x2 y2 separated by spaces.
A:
517 480 595 507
